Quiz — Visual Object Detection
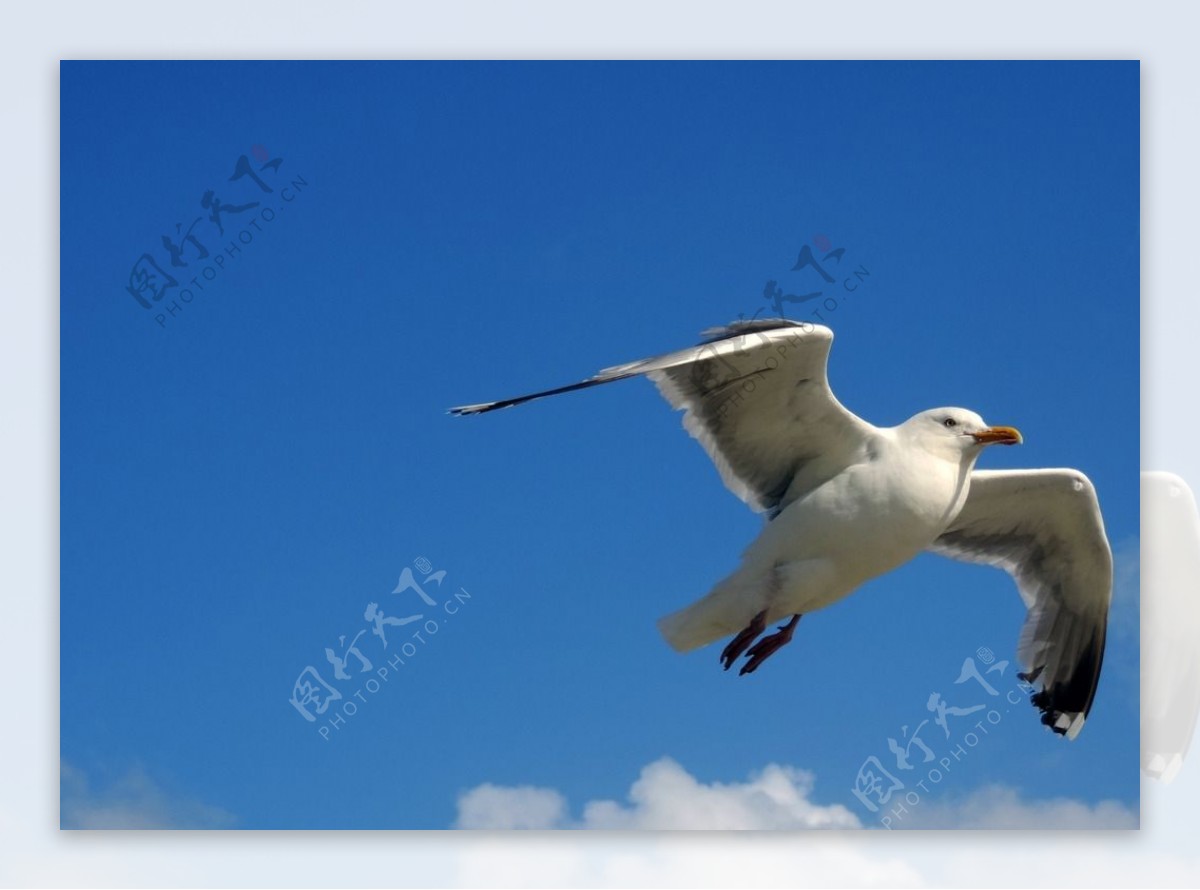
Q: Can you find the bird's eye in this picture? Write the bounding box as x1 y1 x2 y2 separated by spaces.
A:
943 418 958 428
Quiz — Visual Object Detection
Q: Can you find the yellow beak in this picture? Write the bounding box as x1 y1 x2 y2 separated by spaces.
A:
972 425 1023 446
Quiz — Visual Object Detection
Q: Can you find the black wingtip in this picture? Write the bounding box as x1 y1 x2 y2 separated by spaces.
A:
448 402 503 416
1023 628 1106 740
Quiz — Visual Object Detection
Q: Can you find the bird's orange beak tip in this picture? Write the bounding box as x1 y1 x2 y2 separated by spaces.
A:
973 426 1024 446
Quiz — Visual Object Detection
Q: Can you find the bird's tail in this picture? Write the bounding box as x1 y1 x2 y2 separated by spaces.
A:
657 573 768 652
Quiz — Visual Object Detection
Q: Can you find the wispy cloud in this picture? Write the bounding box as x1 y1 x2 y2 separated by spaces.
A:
884 784 1137 829
457 783 572 830
1111 534 1140 642
61 761 235 830
455 757 1135 831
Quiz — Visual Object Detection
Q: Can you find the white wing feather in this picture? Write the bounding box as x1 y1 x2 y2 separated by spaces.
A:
452 320 876 517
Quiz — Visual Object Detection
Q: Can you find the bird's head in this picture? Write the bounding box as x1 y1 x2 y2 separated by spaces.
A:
901 407 1023 460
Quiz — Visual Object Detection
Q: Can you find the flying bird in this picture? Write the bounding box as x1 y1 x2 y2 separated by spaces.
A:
450 319 1112 739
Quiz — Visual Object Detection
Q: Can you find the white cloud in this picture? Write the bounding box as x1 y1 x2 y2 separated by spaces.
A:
60 761 235 830
575 759 861 830
458 757 858 830
456 757 1136 833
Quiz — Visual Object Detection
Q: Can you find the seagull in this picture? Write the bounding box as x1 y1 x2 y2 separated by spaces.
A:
450 319 1112 739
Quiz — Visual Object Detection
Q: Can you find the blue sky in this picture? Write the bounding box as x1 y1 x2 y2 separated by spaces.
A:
61 60 1139 829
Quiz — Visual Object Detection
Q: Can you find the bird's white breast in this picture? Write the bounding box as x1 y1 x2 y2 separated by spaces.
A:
741 432 974 612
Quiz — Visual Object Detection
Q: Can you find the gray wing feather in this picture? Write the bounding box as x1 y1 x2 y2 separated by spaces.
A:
641 322 874 515
930 469 1113 739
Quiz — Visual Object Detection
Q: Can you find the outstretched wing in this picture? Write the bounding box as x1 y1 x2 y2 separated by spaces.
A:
450 320 876 516
929 469 1113 739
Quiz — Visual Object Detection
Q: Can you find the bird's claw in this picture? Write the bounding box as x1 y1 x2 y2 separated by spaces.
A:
738 615 801 676
720 610 767 671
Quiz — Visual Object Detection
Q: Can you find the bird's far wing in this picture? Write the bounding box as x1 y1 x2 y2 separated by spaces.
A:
450 319 876 516
929 469 1113 739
